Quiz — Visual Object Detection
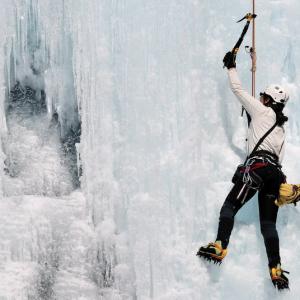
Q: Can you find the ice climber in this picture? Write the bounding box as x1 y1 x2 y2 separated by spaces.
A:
197 51 290 290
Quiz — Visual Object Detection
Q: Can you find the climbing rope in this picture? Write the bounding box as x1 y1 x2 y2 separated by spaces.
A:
251 0 256 98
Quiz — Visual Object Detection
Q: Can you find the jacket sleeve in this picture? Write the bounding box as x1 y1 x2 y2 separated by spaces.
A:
227 68 267 117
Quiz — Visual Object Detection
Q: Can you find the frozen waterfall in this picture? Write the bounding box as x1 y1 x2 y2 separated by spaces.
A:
0 0 300 299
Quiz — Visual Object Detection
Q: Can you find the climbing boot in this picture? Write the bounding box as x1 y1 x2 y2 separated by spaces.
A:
270 264 289 290
196 241 227 264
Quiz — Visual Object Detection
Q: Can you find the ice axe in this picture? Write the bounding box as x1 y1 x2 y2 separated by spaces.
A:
223 13 257 69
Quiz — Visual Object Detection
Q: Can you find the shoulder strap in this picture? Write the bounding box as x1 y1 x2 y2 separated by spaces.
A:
249 121 278 157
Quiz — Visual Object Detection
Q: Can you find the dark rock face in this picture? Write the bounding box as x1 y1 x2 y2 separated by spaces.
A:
61 120 82 188
8 82 47 117
5 82 82 189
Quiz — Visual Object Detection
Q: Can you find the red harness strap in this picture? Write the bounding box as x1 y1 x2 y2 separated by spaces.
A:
241 162 268 173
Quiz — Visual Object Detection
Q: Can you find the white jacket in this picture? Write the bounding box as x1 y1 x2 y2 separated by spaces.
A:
228 68 285 163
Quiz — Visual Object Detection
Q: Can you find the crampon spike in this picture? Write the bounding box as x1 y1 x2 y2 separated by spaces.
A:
272 279 290 291
196 251 223 265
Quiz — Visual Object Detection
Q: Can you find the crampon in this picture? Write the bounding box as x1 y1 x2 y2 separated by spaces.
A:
270 264 290 290
196 242 227 265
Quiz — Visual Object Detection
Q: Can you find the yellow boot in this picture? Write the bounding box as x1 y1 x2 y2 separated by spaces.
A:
197 241 227 264
270 264 289 290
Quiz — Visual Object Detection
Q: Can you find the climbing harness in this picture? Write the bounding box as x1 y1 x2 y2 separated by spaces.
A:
241 159 267 189
232 120 280 203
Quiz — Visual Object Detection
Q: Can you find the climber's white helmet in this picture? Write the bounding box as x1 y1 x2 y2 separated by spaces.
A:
261 84 289 105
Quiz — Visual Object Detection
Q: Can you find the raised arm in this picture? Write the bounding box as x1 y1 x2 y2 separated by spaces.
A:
227 68 267 117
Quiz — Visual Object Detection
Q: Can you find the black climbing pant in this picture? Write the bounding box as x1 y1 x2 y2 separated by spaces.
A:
216 162 285 268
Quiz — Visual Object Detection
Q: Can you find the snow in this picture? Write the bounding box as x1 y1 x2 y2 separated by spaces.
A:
0 0 300 299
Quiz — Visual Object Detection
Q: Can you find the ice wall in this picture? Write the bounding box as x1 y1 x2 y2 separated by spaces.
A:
1 0 300 299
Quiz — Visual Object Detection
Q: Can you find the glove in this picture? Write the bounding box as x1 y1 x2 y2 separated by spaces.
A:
275 183 300 207
223 51 236 69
